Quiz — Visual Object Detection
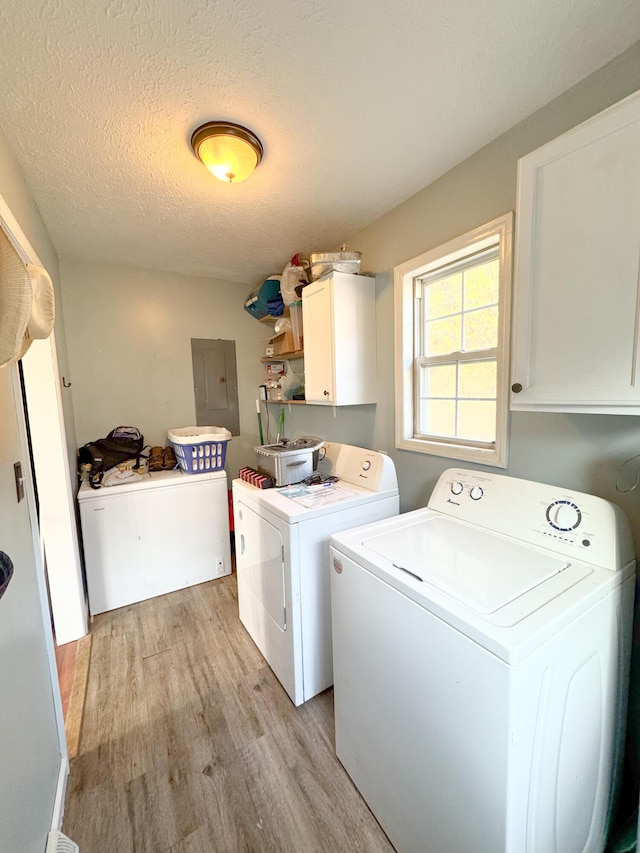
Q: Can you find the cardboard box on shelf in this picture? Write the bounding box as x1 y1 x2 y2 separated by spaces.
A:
267 330 295 356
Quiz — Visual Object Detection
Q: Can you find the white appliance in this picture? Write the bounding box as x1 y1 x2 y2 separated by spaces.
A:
78 469 231 615
330 468 635 853
232 442 399 706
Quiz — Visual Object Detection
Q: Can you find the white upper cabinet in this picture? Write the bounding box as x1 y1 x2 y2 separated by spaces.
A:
302 271 376 405
511 90 640 414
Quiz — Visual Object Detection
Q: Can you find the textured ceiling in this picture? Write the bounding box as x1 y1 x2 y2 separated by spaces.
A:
0 0 638 285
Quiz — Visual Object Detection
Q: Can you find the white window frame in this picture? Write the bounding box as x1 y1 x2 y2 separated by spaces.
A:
394 212 513 468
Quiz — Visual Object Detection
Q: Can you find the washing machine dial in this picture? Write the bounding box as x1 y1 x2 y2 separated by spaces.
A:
362 460 372 471
470 486 484 501
450 481 464 496
546 500 582 532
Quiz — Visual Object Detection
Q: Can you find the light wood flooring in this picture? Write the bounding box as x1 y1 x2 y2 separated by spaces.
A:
62 574 394 852
55 634 92 760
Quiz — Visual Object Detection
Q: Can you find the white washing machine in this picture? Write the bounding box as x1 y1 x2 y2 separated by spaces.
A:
330 468 635 853
232 442 399 706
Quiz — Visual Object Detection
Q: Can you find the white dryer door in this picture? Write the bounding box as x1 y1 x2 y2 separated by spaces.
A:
364 516 569 614
236 500 286 631
235 498 302 703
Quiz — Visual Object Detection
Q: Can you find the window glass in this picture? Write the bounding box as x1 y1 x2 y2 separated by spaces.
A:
458 401 496 442
421 364 456 398
464 259 499 310
421 400 456 437
463 306 498 351
426 315 462 357
458 360 497 399
426 273 462 319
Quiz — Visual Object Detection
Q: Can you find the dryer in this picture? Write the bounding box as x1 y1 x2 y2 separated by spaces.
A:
330 468 635 853
232 442 398 706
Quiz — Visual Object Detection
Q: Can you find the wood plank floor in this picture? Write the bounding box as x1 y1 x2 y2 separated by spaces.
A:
63 574 394 852
56 634 93 760
55 639 78 719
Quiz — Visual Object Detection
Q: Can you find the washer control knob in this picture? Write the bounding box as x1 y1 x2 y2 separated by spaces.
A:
470 486 484 501
451 481 464 496
362 460 372 471
546 500 582 531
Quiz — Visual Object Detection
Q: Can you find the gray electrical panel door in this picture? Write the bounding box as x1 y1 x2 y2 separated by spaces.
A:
191 339 240 435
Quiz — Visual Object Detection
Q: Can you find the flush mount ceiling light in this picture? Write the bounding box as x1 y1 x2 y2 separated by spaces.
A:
191 121 263 183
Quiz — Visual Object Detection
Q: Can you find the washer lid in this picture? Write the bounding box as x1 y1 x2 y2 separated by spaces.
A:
364 516 569 614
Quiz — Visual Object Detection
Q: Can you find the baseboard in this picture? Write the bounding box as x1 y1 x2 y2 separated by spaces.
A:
51 757 70 831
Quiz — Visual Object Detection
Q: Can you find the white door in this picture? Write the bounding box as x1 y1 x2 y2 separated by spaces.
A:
235 499 301 700
0 365 64 853
302 277 335 403
235 499 287 632
1 198 87 644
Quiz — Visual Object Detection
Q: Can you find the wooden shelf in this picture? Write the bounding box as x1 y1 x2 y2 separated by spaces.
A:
258 307 290 324
261 350 304 362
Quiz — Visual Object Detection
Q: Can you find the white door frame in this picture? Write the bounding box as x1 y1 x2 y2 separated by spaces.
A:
9 363 69 829
0 195 87 644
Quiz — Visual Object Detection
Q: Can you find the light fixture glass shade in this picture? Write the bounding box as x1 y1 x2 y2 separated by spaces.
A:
191 122 263 183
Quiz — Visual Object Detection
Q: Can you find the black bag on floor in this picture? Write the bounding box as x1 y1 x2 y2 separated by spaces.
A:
79 426 145 489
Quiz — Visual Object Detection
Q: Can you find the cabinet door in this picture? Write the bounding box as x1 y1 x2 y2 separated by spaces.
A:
303 277 335 403
333 273 376 404
512 90 640 413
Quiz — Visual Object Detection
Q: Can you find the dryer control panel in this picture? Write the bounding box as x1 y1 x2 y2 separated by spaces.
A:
321 443 398 492
429 468 634 571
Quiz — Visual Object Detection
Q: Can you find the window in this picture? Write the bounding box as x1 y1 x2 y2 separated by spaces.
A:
394 213 513 467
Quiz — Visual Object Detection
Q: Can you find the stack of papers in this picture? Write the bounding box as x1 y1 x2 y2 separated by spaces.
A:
279 483 360 508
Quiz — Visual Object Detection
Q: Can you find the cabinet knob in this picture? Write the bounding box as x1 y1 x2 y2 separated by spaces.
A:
323 390 330 397
511 383 523 393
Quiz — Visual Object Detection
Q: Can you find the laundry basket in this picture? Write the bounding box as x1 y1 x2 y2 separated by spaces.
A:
168 426 232 474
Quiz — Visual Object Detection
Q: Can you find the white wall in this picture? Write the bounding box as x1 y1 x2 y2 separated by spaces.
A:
60 258 267 477
282 43 640 552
